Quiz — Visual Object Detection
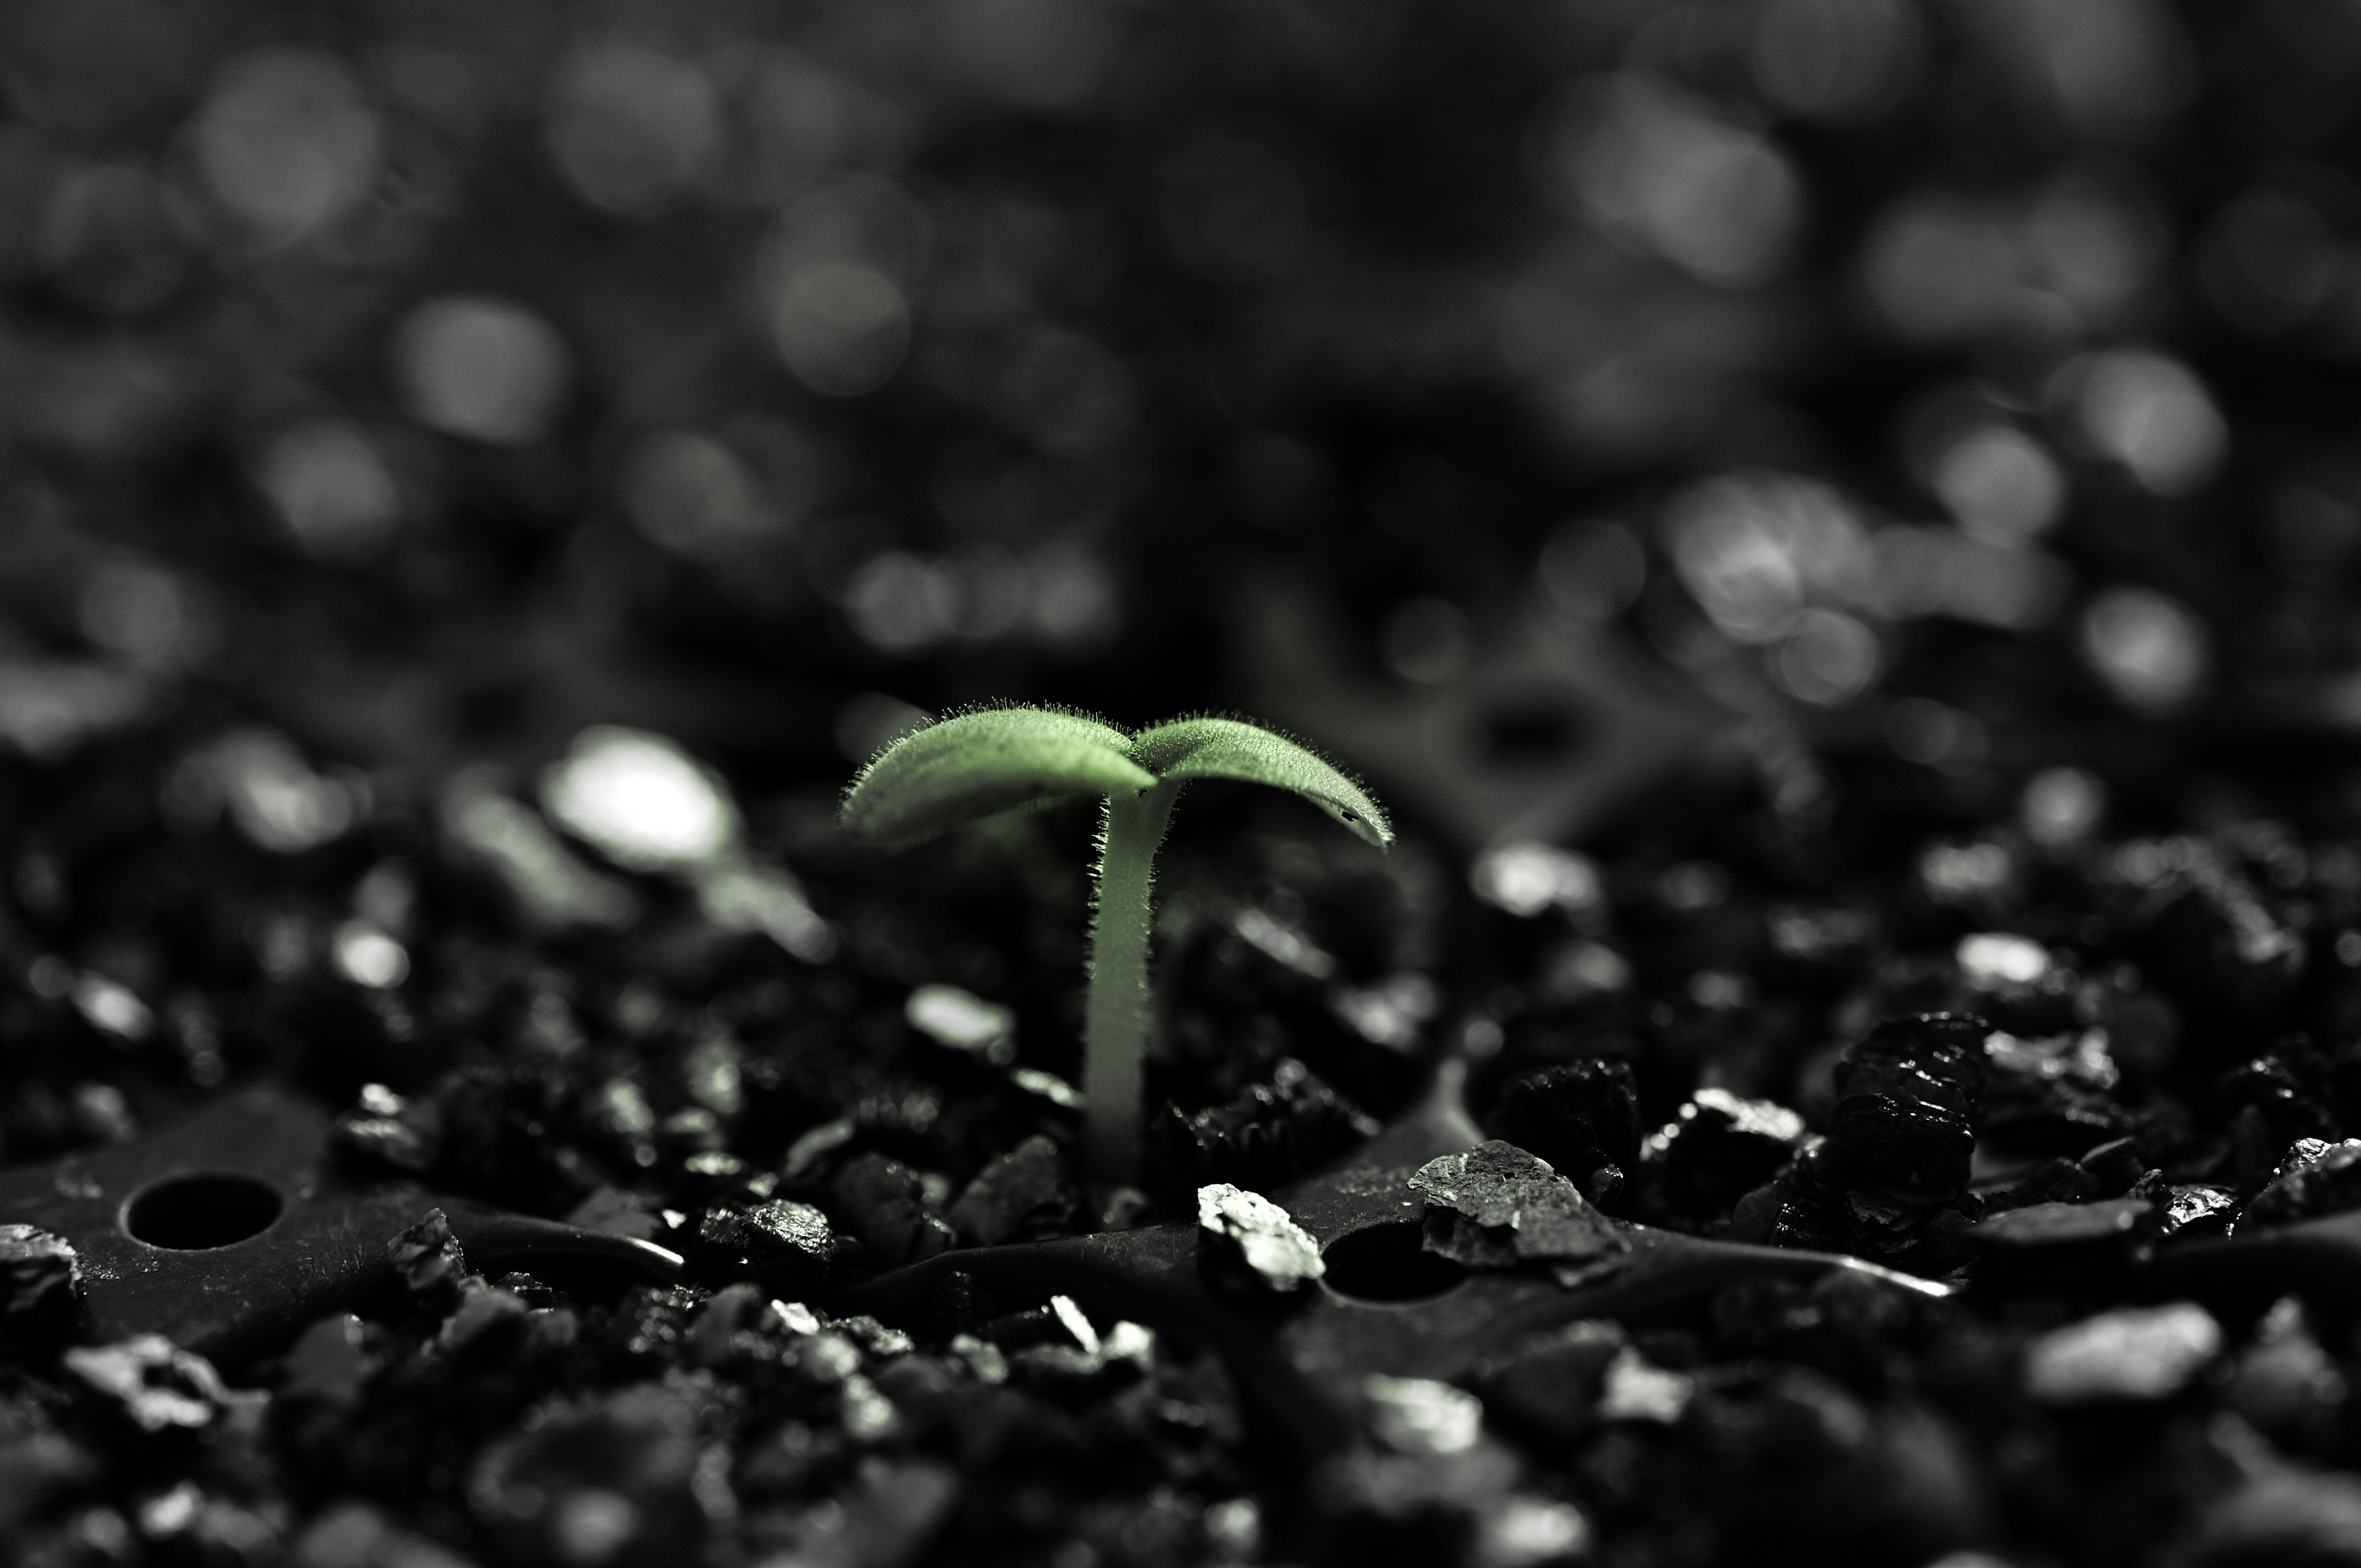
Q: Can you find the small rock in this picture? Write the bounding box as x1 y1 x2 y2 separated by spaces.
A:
2223 1296 2347 1439
1829 1013 1991 1198
1956 934 2084 1040
583 1079 660 1165
1097 1184 1152 1230
0 1433 98 1534
1971 1197 2156 1291
2124 842 2306 1026
1410 1142 1627 1267
971 1304 1073 1353
1363 1374 1482 1455
0 1224 81 1337
1645 1088 1807 1218
2182 1470 2361 1567
1969 1197 2154 1249
949 1334 1008 1385
946 1135 1074 1247
1312 1439 1519 1522
904 984 1015 1064
2022 1302 2221 1404
1152 1059 1380 1200
1983 1155 2098 1213
491 1270 565 1310
526 1307 581 1356
1196 1184 1324 1293
787 1331 864 1387
468 1383 714 1565
831 1152 954 1269
775 1457 958 1568
676 1150 775 1206
2077 1135 2146 1195
1469 1320 1626 1439
735 1420 845 1500
1980 1029 2132 1155
333 1085 440 1174
1202 1496 1262 1562
2156 1183 2238 1240
289 1504 390 1568
832 1313 914 1360
437 1278 531 1355
1010 1067 1082 1110
688 1281 770 1369
293 1500 476 1568
386 1209 467 1302
65 1335 232 1432
1955 931 2049 989
606 1286 705 1369
1471 1497 1591 1568
2243 1138 2361 1230
280 1315 374 1409
781 1118 858 1182
135 1484 279 1555
2220 1052 2341 1166
839 1373 900 1444
1049 1294 1099 1356
1485 1059 1641 1193
1597 1347 1693 1423
692 1200 842 1297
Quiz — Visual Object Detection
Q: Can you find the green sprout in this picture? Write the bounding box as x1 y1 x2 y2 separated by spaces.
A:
840 705 1391 1194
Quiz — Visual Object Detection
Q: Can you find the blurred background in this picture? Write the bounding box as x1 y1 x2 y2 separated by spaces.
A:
18 12 2361 1563
6 0 2348 796
2 0 2360 1136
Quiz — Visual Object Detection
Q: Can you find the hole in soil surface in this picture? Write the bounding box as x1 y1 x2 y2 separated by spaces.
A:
1320 1219 1468 1302
124 1173 285 1249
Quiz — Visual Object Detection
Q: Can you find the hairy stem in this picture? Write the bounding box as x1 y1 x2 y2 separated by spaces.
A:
1083 779 1182 1194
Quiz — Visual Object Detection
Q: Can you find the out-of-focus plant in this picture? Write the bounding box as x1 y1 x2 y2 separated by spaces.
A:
840 705 1390 1194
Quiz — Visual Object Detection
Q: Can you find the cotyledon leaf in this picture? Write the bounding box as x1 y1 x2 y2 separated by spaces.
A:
1128 716 1392 848
840 707 1153 845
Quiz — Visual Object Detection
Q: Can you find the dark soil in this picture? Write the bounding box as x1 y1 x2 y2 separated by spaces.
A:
8 2 2361 1566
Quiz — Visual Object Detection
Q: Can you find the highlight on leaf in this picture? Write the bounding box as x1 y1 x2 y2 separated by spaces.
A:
1128 716 1392 849
838 705 1150 847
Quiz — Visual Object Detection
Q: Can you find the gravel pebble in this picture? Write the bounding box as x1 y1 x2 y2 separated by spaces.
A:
2023 1304 2223 1405
1410 1141 1626 1267
1196 1184 1325 1293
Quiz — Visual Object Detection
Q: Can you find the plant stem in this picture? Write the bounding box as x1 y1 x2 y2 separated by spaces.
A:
1083 778 1181 1194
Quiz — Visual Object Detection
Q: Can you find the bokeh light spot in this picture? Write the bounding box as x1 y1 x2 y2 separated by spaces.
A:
37 163 185 314
843 552 957 654
542 727 739 873
1566 74 1803 288
1932 426 2065 545
2064 349 2226 497
1382 599 1473 684
392 296 572 446
767 263 911 397
1665 473 1870 642
930 0 1120 113
193 49 382 248
1538 521 1647 621
1771 607 1881 706
621 431 783 563
545 42 722 218
2080 585 2210 712
1750 0 1924 124
256 420 401 561
2022 767 2106 845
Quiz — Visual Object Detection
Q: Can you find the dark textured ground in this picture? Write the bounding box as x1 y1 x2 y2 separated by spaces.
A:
9 1 2361 1564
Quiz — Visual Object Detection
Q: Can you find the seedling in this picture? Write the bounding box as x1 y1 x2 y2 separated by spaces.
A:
840 705 1391 1192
